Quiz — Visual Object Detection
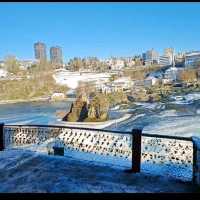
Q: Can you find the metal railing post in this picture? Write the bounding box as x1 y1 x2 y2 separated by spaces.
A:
132 129 142 173
192 137 200 185
125 128 142 173
0 123 4 151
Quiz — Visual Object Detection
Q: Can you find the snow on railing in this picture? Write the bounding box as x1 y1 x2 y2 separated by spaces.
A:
142 135 193 167
3 125 132 159
0 123 196 182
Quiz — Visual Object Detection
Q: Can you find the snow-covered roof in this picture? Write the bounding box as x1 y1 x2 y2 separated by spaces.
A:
146 76 160 80
185 51 200 57
165 67 179 72
53 71 111 89
113 77 131 83
0 68 8 77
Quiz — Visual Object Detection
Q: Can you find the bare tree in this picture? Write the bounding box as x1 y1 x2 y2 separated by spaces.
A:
4 55 20 74
179 69 198 82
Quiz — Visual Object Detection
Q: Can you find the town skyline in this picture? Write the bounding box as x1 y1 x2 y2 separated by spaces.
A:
0 41 198 63
1 3 200 60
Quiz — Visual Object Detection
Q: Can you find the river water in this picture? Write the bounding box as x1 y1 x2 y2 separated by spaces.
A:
0 100 123 125
0 101 73 125
106 92 200 137
1 92 200 137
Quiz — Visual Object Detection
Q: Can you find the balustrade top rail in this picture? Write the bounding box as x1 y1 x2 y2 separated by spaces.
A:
4 124 193 142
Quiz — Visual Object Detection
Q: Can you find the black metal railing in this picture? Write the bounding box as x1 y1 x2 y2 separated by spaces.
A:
0 123 195 181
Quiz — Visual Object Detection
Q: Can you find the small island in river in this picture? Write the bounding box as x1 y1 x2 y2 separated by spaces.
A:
62 93 110 122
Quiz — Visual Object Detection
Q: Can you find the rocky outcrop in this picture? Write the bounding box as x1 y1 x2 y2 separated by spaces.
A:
86 94 109 122
62 93 109 122
131 88 162 102
148 93 161 102
107 92 129 107
63 94 88 122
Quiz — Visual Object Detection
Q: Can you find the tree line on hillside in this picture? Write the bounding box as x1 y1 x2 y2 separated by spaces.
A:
1 55 56 75
0 56 68 101
2 54 200 84
67 57 109 72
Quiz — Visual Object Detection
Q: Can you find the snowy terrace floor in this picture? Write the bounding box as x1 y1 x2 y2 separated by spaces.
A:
0 149 199 193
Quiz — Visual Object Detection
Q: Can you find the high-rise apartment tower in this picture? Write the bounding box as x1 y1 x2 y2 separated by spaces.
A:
34 42 47 61
50 46 63 67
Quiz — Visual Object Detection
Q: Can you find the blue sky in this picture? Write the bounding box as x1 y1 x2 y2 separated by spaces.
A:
0 2 200 62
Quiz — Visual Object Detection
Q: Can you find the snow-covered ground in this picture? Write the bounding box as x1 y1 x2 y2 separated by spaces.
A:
53 70 111 89
0 148 198 193
0 68 8 78
134 102 165 110
143 115 200 137
169 93 200 105
58 114 132 129
1 92 200 192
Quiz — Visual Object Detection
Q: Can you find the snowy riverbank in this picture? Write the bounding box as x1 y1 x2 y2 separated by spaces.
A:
2 91 200 138
0 97 50 105
58 113 132 129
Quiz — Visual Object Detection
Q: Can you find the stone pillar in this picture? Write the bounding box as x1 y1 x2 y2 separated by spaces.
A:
192 137 200 185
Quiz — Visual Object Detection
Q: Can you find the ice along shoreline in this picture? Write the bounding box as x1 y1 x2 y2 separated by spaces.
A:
57 113 133 129
0 97 51 105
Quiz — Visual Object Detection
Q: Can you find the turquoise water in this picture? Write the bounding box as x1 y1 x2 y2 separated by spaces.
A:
0 101 72 125
1 92 200 137
0 100 123 125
